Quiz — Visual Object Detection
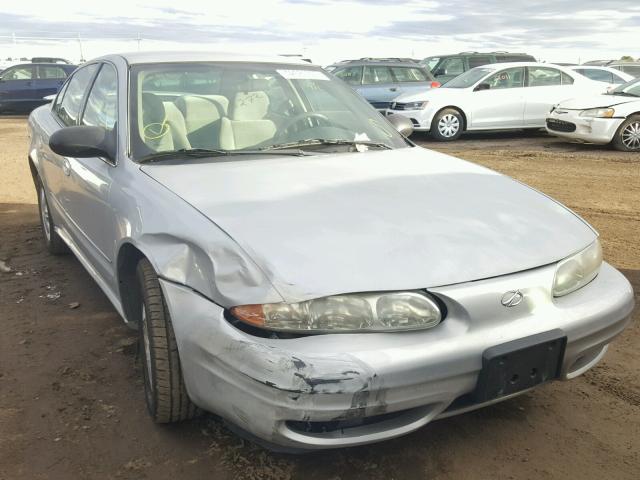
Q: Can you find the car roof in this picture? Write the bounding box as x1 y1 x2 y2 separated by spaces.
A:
94 51 312 66
469 62 569 70
426 52 533 58
331 61 424 68
3 62 76 68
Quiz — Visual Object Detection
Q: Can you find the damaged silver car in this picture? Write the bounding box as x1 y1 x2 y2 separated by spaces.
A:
28 52 634 451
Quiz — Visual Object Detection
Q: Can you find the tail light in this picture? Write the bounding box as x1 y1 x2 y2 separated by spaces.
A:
430 81 441 88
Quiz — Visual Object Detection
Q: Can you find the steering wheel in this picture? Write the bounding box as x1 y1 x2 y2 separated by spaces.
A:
275 112 349 141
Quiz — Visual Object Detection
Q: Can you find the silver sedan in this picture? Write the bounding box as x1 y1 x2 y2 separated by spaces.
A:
28 51 634 452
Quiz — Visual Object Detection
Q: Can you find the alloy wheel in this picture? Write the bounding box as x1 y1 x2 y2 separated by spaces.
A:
621 121 640 150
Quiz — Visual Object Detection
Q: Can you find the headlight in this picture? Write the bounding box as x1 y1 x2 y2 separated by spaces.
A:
230 291 442 333
552 239 603 297
580 108 615 118
403 101 429 110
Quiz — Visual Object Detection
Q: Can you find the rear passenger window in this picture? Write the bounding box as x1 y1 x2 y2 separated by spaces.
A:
37 66 68 79
527 67 562 87
333 66 363 85
363 66 394 84
561 72 575 85
55 64 99 126
82 64 117 132
468 56 493 69
390 67 428 82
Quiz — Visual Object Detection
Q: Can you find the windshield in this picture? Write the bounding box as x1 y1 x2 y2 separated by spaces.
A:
443 67 494 88
422 57 440 71
610 78 640 96
129 62 407 161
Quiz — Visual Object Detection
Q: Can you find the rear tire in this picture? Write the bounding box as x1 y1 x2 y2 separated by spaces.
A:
136 258 198 423
430 108 464 141
36 179 68 255
612 115 640 151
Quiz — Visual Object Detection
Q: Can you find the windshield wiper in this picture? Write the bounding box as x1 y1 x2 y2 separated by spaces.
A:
138 147 308 164
259 139 393 151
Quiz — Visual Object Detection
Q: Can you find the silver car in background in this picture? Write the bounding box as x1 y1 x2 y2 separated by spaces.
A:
28 52 634 451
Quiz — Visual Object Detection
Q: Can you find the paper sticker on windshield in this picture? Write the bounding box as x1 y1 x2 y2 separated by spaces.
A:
277 69 329 81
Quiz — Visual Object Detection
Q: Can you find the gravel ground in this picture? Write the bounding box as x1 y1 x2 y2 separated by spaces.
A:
1 117 638 480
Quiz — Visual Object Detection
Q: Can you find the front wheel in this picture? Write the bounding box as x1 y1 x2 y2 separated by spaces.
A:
137 258 198 423
36 180 68 255
612 115 640 151
430 108 464 141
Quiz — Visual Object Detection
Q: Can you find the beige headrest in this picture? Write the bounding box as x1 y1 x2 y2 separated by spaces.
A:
232 91 270 120
175 95 229 131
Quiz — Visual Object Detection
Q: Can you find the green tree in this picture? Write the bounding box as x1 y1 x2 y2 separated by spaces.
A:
619 55 634 62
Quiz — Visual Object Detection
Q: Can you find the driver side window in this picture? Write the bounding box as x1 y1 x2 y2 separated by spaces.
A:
1 66 34 81
486 67 525 89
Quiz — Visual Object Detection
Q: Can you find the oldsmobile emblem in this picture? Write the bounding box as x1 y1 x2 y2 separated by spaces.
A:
501 290 524 307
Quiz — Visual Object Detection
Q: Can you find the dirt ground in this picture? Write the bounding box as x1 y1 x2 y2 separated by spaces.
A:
0 117 638 480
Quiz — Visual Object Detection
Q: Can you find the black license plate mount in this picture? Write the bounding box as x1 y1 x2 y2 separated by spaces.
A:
474 330 567 403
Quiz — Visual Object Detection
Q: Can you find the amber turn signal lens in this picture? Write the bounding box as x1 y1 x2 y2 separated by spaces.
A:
229 304 265 327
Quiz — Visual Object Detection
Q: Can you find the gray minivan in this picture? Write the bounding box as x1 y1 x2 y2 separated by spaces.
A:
329 58 438 111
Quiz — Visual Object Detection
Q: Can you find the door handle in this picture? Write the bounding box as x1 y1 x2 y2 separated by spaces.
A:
389 87 397 92
62 158 71 176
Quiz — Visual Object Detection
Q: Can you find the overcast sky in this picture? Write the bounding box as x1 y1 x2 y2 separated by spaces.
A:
1 0 639 65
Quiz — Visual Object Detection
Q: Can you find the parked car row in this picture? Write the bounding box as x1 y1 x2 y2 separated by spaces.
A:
323 53 640 151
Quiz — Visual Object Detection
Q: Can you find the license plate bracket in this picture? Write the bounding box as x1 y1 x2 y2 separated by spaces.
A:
474 329 567 403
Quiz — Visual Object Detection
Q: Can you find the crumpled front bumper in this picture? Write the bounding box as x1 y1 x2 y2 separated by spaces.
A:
160 262 634 450
546 110 625 144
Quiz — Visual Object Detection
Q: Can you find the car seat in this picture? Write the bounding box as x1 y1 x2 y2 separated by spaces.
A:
140 92 190 152
175 95 229 149
219 91 277 150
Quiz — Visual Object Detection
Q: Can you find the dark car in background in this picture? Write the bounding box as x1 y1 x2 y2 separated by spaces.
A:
0 63 77 113
422 51 536 83
328 58 439 110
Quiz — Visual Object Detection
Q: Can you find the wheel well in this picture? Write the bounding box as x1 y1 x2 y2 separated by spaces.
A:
28 156 40 187
117 243 147 328
434 106 467 131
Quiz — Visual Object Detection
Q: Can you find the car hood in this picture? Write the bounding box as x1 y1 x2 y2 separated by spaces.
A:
556 94 640 110
141 147 595 303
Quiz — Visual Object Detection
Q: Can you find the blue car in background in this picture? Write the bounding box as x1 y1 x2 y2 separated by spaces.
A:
0 63 77 113
328 58 440 111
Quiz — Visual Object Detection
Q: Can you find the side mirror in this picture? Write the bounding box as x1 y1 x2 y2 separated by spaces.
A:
387 113 414 137
474 83 491 92
49 126 116 161
43 94 56 102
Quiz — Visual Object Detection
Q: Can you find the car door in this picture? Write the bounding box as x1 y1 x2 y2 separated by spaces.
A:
358 65 400 109
388 66 434 97
41 64 99 214
35 65 68 100
468 67 526 129
0 65 36 111
60 62 119 280
523 66 574 126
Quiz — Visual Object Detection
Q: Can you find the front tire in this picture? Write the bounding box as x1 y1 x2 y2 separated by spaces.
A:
430 108 464 141
612 115 640 151
137 258 198 423
36 180 68 255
